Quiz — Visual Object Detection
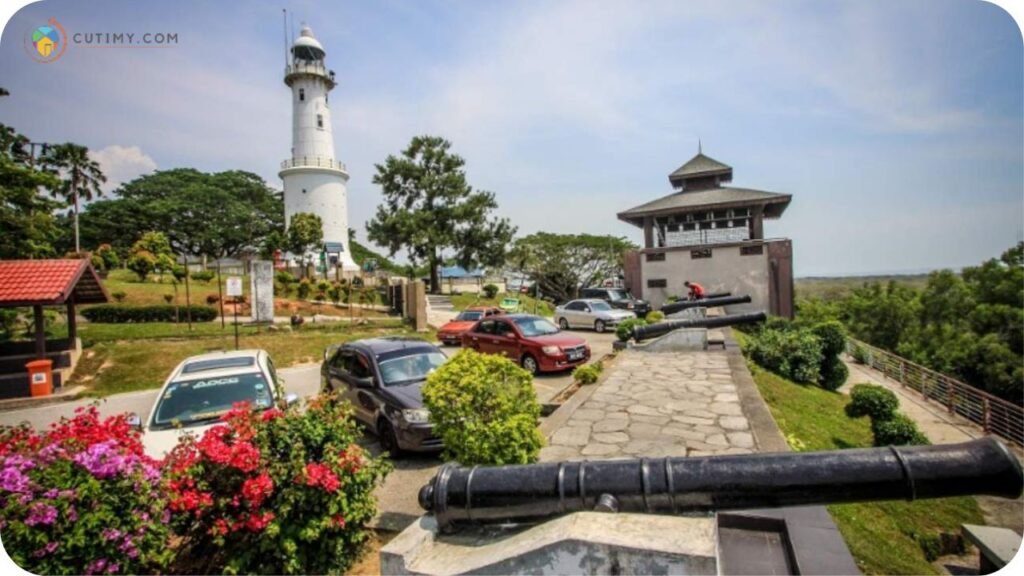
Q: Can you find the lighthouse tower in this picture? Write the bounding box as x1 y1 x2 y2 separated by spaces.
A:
280 25 357 271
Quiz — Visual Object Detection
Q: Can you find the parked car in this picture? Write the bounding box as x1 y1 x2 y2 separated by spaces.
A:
461 314 590 375
321 337 448 454
579 287 650 317
554 298 636 333
436 306 504 346
133 349 297 458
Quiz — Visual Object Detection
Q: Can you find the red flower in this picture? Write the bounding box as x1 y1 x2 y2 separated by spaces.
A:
241 473 274 506
170 489 213 512
303 462 340 492
244 511 275 532
260 408 283 422
332 514 346 529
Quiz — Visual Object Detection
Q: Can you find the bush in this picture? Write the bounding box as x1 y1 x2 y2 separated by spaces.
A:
851 344 870 365
91 253 105 271
422 349 543 465
206 294 220 305
171 265 187 282
0 406 172 574
812 321 847 357
164 398 390 574
615 318 648 342
572 363 602 385
81 305 218 323
871 413 930 446
846 384 899 421
482 283 499 299
645 310 665 323
818 357 849 391
163 294 174 304
748 328 823 384
96 244 120 270
316 280 331 294
111 291 127 303
127 251 156 281
297 279 312 300
275 271 296 285
190 270 215 283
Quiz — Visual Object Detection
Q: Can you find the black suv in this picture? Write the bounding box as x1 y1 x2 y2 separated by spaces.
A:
321 337 447 454
579 287 650 317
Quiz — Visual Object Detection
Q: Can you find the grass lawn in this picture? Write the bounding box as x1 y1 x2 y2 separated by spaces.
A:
735 332 983 575
70 319 429 397
450 292 555 317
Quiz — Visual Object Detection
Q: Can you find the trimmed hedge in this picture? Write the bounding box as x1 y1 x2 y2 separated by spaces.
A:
572 363 602 385
645 310 665 323
871 413 930 446
615 318 648 342
82 305 218 323
846 384 899 421
748 328 823 384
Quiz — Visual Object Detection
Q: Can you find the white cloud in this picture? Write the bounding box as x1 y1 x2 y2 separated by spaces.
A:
89 144 157 192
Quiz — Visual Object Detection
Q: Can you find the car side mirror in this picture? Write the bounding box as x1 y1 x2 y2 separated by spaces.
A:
126 412 142 430
356 376 375 389
285 393 299 406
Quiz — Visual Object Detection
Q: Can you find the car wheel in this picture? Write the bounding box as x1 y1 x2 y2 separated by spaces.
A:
521 354 540 375
378 418 402 457
558 318 569 330
594 319 606 333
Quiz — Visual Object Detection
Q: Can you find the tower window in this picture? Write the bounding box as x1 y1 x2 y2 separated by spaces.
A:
302 188 307 194
316 114 323 129
299 88 305 101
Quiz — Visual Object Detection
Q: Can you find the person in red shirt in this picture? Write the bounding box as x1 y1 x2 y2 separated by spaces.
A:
684 281 706 300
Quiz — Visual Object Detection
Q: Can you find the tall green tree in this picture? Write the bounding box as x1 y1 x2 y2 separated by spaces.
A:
41 143 107 253
0 124 61 259
509 233 637 303
79 169 284 259
287 212 323 278
367 136 516 293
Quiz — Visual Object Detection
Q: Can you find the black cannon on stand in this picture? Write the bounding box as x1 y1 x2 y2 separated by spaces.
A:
660 294 752 316
418 437 1023 533
632 311 767 342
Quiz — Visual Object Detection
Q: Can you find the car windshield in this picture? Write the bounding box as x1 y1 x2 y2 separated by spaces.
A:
151 372 273 429
590 301 612 311
455 311 483 321
513 317 560 337
377 352 448 386
606 290 629 300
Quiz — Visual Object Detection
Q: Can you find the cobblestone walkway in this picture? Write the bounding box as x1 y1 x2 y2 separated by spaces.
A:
540 350 756 461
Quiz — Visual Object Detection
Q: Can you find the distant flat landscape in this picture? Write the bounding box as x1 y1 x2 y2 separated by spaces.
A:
795 274 931 300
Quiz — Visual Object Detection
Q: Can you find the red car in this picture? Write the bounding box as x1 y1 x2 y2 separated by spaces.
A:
461 314 591 375
437 306 504 346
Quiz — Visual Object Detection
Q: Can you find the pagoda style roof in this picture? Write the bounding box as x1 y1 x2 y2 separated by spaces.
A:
0 259 108 307
669 152 732 181
617 186 792 227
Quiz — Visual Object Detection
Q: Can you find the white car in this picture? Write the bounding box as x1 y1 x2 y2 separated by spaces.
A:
131 349 296 459
554 298 637 333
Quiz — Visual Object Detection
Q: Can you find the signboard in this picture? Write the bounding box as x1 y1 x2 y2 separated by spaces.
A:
226 277 243 297
250 261 275 323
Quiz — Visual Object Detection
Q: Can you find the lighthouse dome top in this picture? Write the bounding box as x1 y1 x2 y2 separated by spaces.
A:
292 25 325 60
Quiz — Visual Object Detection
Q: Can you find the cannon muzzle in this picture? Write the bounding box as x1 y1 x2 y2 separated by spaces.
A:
661 295 752 316
633 311 766 341
419 437 1023 533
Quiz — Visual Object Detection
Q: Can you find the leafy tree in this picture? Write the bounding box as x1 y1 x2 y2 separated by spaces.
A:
840 281 919 351
508 233 637 303
40 143 107 252
79 169 284 259
0 125 61 259
132 231 173 258
127 251 157 281
287 213 323 277
367 136 516 293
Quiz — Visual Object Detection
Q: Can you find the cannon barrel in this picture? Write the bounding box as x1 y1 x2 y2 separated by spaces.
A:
703 291 732 299
633 311 766 342
419 437 1023 533
660 295 752 316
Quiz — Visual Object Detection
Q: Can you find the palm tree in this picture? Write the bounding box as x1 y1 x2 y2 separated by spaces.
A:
41 143 106 253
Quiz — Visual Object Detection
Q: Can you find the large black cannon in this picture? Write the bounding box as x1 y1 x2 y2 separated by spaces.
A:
419 437 1023 533
632 311 767 342
660 295 752 316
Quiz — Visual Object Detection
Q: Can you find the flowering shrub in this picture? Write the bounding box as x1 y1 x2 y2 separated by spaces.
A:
0 406 171 575
164 397 390 574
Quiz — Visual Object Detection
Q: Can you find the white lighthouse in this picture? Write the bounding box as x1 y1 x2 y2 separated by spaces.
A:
280 25 357 271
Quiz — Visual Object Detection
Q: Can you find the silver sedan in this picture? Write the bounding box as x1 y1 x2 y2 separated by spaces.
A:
554 298 637 333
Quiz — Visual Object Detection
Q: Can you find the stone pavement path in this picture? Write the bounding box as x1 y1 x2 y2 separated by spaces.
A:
540 350 756 461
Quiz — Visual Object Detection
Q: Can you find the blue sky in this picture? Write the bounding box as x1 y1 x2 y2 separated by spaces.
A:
1 0 1021 276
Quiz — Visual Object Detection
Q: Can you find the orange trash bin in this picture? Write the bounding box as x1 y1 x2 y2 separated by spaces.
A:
25 359 53 397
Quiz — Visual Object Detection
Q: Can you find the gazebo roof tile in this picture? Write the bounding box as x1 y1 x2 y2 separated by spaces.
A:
0 260 108 307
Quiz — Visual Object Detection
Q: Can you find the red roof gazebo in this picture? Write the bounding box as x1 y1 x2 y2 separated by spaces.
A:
0 259 108 358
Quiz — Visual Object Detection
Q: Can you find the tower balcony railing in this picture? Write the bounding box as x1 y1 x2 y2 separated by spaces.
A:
284 62 336 87
280 156 347 172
